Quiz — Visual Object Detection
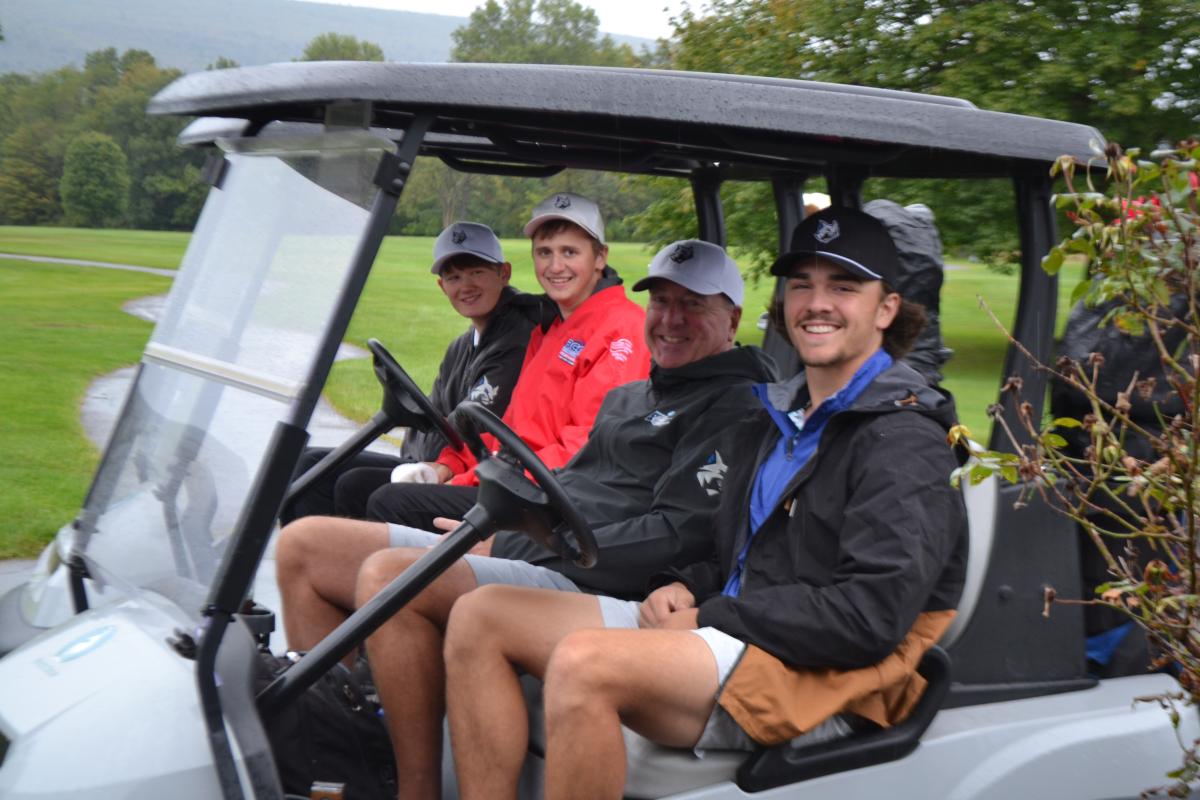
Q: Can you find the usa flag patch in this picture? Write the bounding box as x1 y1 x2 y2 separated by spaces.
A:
558 338 586 365
609 338 634 363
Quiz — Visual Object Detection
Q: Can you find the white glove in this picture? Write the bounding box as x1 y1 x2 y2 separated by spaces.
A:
390 462 440 484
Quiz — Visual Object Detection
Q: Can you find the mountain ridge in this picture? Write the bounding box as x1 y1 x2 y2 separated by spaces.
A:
0 0 652 75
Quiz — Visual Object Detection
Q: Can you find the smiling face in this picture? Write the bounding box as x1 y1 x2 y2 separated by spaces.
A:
644 279 741 369
782 257 899 387
437 257 512 325
531 223 607 317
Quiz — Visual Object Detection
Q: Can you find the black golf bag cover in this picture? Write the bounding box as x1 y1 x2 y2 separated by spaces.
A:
864 199 953 384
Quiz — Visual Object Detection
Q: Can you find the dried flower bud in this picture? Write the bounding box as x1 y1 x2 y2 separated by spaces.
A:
987 403 1004 419
1121 456 1142 476
1088 352 1106 368
1136 377 1156 401
1019 401 1034 421
1082 413 1098 430
1115 391 1132 414
1042 586 1057 618
1002 376 1024 395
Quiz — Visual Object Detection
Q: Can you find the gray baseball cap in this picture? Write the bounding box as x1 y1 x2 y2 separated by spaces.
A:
430 222 506 274
522 192 606 245
632 240 744 306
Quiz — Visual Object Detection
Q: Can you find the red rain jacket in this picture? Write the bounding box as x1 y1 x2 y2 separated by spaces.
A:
436 284 650 486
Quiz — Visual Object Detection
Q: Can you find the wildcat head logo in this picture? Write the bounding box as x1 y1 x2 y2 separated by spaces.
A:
468 376 498 406
554 194 572 209
645 409 677 427
696 451 727 497
669 244 694 263
814 219 840 244
451 227 468 245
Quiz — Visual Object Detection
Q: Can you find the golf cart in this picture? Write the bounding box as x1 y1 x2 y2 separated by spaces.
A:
0 62 1193 799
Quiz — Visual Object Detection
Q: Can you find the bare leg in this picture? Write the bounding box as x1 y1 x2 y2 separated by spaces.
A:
542 629 718 800
444 585 605 800
356 548 481 800
274 516 390 653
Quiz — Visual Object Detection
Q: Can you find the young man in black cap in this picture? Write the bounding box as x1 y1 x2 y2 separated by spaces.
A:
443 206 968 800
278 221 542 523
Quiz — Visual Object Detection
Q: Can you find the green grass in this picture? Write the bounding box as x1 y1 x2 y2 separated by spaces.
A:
0 226 191 270
0 224 1079 556
0 257 170 558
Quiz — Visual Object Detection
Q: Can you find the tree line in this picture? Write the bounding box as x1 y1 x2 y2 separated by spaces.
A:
0 1 1196 269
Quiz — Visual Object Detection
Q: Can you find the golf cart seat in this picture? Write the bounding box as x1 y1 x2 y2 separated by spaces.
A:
523 646 952 798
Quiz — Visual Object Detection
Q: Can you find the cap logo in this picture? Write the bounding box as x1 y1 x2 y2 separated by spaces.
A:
554 194 572 209
451 227 468 245
668 244 694 263
814 219 840 244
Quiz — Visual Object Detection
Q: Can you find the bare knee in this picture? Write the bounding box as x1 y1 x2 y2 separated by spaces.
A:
544 631 619 718
444 584 514 665
275 516 333 580
355 548 418 607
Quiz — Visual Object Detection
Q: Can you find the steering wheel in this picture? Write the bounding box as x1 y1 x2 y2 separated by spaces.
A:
451 401 598 569
367 338 465 452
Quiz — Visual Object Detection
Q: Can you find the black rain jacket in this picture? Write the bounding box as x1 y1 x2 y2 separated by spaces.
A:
662 360 968 671
404 286 545 461
492 345 778 598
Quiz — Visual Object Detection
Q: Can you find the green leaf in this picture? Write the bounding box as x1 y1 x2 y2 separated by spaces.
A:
1042 432 1068 449
1053 417 1082 428
1000 465 1018 484
968 463 993 486
1069 277 1092 305
1041 247 1065 276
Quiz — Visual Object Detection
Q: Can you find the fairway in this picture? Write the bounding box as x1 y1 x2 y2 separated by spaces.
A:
0 226 1081 556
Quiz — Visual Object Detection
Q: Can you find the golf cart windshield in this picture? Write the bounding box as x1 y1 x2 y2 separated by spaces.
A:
70 132 395 619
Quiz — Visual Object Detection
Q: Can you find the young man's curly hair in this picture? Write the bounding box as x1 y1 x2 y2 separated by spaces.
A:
768 280 927 359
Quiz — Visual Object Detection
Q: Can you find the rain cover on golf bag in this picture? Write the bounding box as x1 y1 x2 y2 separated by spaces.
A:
864 199 953 384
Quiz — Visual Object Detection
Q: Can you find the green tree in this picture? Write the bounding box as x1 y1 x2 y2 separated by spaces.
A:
451 0 637 66
60 131 130 227
300 32 385 62
208 56 240 70
659 0 1200 265
0 122 63 225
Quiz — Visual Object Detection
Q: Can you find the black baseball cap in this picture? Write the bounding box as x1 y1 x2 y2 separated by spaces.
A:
770 206 901 287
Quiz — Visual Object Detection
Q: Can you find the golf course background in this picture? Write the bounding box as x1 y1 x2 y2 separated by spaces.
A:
0 226 1083 558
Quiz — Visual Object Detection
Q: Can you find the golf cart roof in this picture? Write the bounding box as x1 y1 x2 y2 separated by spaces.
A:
149 62 1105 180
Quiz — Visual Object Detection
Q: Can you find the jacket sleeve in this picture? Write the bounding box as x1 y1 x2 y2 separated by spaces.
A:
696 417 966 671
530 330 650 470
513 426 727 598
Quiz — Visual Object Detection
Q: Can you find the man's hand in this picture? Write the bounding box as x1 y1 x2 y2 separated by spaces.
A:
638 582 696 629
432 517 493 556
390 462 440 484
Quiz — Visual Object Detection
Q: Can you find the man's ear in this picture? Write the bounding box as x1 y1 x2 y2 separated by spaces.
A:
876 291 901 330
728 305 743 341
436 276 447 295
499 262 512 282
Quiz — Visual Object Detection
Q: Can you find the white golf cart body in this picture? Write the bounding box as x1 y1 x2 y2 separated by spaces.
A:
0 63 1193 799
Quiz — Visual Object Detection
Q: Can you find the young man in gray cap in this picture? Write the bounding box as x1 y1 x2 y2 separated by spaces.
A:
278 221 542 520
444 207 968 800
278 239 775 800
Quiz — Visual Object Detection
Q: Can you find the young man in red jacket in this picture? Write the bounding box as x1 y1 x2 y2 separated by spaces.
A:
358 191 650 525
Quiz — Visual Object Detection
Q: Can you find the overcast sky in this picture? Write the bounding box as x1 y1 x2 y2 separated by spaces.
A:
294 0 688 40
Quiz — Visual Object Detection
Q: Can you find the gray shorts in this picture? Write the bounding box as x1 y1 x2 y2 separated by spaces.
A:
388 524 633 626
596 598 853 755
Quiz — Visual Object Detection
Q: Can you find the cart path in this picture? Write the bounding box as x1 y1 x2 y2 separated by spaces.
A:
0 251 177 277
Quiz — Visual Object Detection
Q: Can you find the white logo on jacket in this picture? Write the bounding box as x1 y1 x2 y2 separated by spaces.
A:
609 338 634 363
696 450 727 496
645 409 677 427
468 376 499 406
